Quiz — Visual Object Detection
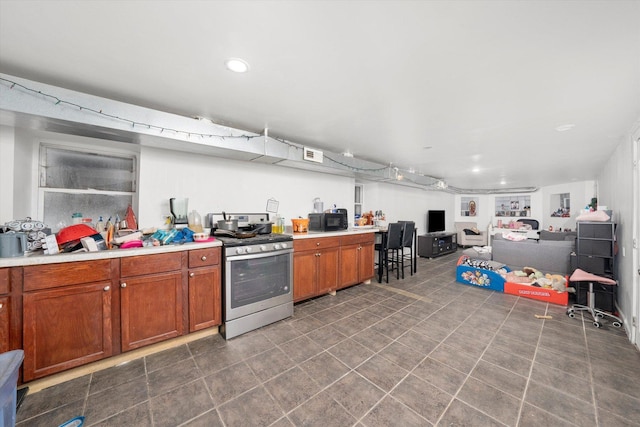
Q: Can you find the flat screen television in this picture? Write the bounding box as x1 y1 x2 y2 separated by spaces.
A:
427 210 445 233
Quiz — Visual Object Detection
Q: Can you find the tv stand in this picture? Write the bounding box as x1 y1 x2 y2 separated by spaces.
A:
418 232 457 258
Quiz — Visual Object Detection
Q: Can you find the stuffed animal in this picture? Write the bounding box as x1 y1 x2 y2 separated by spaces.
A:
545 274 572 293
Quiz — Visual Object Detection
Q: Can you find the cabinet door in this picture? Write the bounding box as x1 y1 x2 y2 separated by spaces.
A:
120 271 183 351
339 244 360 288
23 282 112 381
359 241 375 282
293 250 318 302
0 296 9 354
317 246 340 295
188 266 221 332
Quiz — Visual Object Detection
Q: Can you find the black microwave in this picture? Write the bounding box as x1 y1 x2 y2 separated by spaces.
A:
308 212 348 231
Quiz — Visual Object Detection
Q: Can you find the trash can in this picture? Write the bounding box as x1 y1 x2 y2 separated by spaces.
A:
0 350 24 427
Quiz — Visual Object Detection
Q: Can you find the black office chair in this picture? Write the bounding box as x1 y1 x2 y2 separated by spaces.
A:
398 221 415 279
375 222 403 283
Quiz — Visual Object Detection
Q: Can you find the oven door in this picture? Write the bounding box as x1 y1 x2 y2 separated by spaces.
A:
224 248 293 321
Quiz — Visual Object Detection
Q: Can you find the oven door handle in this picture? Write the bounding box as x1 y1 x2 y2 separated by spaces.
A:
227 248 293 261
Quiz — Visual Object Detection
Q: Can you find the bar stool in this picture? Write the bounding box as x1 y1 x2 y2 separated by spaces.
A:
566 268 623 328
398 221 415 279
375 222 403 283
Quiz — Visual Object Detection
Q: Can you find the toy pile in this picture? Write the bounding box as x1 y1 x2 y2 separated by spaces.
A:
504 267 573 293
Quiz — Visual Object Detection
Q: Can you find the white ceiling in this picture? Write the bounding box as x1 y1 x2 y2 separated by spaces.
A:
1 0 639 191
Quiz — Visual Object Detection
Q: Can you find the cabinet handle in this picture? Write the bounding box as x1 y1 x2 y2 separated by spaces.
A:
201 256 207 261
104 286 110 291
121 283 127 288
0 303 3 309
316 242 320 246
190 272 195 277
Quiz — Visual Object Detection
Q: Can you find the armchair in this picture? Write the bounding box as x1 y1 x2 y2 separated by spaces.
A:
454 221 488 248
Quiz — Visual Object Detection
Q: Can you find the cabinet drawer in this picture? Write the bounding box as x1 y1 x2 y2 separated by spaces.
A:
294 237 341 252
577 223 614 239
24 260 112 291
576 255 613 276
578 240 613 257
189 248 220 268
341 233 375 246
121 252 182 277
0 268 9 294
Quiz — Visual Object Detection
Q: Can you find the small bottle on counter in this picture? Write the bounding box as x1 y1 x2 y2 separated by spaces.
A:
71 212 83 224
95 216 105 233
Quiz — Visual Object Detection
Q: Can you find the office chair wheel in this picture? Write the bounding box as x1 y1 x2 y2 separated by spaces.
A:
566 309 575 318
595 312 605 318
613 321 622 328
593 321 601 328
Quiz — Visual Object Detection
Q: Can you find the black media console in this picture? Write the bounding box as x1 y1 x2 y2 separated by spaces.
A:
418 232 457 258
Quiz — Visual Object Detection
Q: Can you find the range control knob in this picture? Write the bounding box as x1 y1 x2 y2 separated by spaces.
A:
236 248 244 254
246 247 253 253
274 244 281 250
260 245 267 251
281 243 288 249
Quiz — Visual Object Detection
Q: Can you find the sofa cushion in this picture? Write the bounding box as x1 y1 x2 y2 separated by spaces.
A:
539 230 577 241
539 240 574 248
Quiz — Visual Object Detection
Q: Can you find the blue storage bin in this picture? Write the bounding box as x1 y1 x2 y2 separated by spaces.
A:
456 256 509 292
0 350 24 427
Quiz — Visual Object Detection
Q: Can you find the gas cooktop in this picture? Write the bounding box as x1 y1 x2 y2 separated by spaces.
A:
213 233 292 247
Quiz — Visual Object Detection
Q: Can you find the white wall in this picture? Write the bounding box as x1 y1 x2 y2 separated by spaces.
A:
453 191 544 231
364 183 454 232
597 118 639 341
541 180 596 231
139 146 355 229
0 125 15 223
2 128 457 232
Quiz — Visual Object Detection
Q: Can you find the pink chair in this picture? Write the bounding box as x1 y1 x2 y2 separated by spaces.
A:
566 268 623 328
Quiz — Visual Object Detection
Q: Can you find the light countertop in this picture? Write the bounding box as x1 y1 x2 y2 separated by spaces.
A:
290 227 379 239
0 239 222 267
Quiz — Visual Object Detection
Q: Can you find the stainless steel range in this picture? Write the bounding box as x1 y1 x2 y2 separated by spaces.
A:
208 213 293 339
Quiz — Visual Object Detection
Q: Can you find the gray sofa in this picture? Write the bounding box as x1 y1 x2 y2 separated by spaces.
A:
491 233 575 275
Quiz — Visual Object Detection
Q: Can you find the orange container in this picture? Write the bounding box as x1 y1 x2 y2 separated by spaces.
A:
291 218 309 233
504 282 568 305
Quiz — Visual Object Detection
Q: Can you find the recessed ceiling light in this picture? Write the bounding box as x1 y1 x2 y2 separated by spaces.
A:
555 124 575 132
500 179 506 185
472 167 480 173
225 58 249 73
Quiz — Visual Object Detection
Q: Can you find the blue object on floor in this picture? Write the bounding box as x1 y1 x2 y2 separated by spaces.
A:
0 349 24 427
58 416 85 427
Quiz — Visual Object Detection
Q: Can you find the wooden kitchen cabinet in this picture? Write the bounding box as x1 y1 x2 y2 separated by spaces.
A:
188 248 221 332
22 260 113 381
120 252 184 351
339 233 375 289
0 268 10 354
0 296 9 355
293 237 340 302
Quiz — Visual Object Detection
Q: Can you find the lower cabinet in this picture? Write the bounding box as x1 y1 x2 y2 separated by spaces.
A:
293 237 340 302
0 296 10 354
120 252 184 351
293 233 376 302
23 276 113 381
339 234 375 289
17 246 221 381
188 248 221 332
120 271 183 351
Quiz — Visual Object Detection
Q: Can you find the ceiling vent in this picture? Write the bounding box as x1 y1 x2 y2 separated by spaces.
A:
303 147 323 163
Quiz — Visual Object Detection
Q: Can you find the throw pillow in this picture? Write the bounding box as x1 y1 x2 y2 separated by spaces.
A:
463 228 480 235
